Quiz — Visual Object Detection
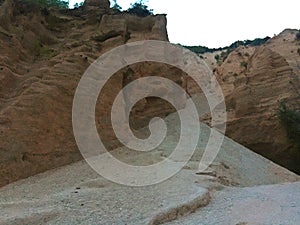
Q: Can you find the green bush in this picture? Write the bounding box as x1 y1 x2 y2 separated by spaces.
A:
111 0 122 12
240 61 248 69
183 37 269 55
278 103 300 145
278 102 300 173
73 2 83 8
183 45 211 54
126 0 153 17
214 54 220 61
33 40 58 58
220 49 232 62
23 0 69 9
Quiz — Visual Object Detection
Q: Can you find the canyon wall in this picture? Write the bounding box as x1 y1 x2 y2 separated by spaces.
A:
0 0 185 186
209 30 300 171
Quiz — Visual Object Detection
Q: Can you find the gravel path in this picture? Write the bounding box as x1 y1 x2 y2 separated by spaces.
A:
167 182 300 225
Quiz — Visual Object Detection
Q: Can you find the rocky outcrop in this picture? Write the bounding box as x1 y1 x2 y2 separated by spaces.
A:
208 30 300 172
0 0 184 186
223 47 294 156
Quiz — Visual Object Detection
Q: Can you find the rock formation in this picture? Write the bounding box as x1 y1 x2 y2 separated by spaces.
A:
198 30 300 172
0 0 299 188
0 0 185 186
0 2 299 223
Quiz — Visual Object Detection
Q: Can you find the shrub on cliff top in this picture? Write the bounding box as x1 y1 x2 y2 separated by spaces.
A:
111 0 122 12
23 0 69 9
126 0 153 17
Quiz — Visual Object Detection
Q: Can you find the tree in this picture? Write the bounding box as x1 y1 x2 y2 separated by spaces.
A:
126 0 153 17
48 0 69 8
111 0 122 11
24 0 69 9
74 2 83 8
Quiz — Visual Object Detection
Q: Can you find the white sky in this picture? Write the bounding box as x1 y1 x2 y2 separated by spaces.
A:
70 0 300 48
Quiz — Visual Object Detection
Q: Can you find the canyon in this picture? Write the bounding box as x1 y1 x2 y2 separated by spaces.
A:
0 0 299 224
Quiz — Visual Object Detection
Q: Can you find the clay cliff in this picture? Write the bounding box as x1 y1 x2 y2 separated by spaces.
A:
0 2 299 224
1 0 299 187
0 0 185 186
201 29 300 173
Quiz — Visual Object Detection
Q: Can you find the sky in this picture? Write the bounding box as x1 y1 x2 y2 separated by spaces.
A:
69 0 300 48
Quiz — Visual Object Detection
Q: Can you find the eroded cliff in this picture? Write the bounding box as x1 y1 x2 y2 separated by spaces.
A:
211 30 300 172
0 0 186 186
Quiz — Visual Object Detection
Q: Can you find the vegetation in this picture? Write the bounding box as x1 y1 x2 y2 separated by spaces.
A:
296 31 300 40
23 0 69 9
240 61 248 69
126 0 153 17
33 40 58 58
213 50 231 65
183 37 270 55
73 2 83 8
214 54 220 61
111 0 122 12
278 102 300 173
183 45 214 54
298 48 300 56
279 103 300 147
220 49 232 62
